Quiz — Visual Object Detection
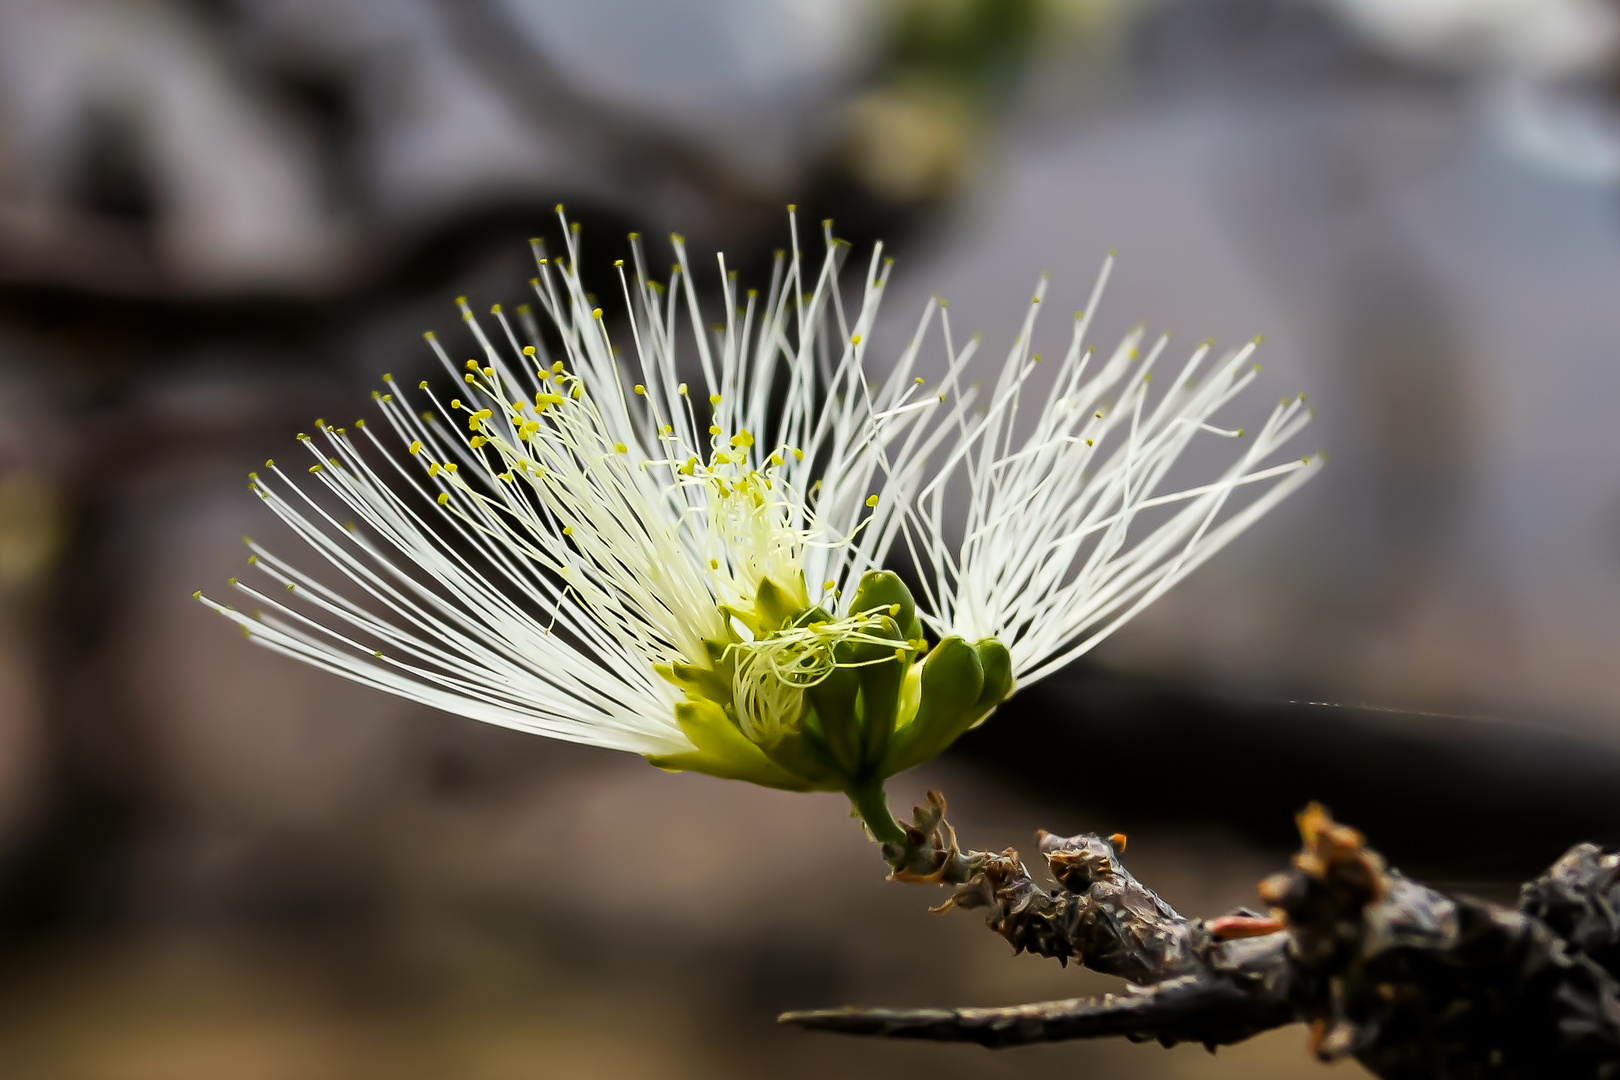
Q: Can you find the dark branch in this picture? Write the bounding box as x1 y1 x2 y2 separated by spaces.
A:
783 795 1620 1079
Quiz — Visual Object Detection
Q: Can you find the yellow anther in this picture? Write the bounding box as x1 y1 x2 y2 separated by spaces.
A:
444 463 458 474
497 472 512 482
428 463 440 476
851 334 861 345
562 526 573 536
482 367 493 378
865 494 879 507
614 442 627 453
355 419 365 428
315 418 326 428
709 393 722 405
409 440 423 455
592 307 603 319
437 492 450 505
383 372 394 382
308 464 322 473
419 381 430 390
1085 438 1094 447
893 648 906 661
677 383 689 396
465 360 479 371
191 590 202 600
327 457 339 466
709 559 720 570
571 386 583 399
247 555 258 564
523 346 536 356
823 580 836 590
792 448 804 461
248 472 258 481
552 361 565 373
265 459 275 467
889 604 901 616
708 425 721 436
297 433 310 441
660 424 673 436
470 436 487 449
633 384 646 395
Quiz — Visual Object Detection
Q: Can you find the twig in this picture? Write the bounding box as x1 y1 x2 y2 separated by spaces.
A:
783 794 1620 1078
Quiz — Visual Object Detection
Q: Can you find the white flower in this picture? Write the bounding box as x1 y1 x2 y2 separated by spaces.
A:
197 209 1319 834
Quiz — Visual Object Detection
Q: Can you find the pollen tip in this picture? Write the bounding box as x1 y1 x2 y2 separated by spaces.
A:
192 590 202 600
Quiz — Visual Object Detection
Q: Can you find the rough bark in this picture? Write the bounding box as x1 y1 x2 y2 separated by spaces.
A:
782 795 1620 1078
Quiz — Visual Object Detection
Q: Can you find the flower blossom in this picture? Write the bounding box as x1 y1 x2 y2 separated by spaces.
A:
197 209 1319 841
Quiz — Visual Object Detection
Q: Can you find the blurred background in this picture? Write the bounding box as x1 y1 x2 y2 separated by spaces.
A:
2 0 1620 1076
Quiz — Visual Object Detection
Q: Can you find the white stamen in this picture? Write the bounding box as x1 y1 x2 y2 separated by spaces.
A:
199 213 1319 763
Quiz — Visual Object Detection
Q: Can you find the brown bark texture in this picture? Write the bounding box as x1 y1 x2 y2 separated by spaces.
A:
781 793 1620 1079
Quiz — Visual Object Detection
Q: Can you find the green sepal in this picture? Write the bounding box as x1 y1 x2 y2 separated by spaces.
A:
848 570 916 632
805 641 861 775
753 699 845 789
647 698 838 792
653 660 730 704
855 614 907 771
971 637 1014 717
879 635 991 777
754 575 805 633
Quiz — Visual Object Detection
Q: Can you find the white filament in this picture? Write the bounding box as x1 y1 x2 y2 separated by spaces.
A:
198 209 1319 759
